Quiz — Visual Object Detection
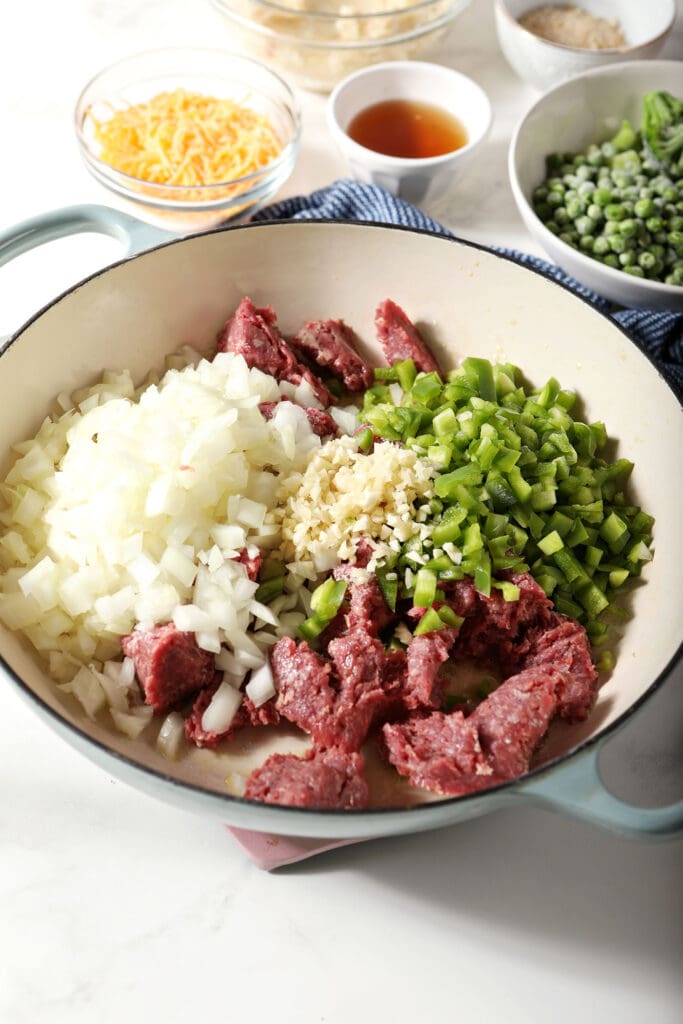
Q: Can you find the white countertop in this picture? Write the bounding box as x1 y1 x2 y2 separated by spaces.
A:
1 3 682 1022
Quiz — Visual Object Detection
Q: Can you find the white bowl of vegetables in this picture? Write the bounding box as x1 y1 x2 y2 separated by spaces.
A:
509 59 683 310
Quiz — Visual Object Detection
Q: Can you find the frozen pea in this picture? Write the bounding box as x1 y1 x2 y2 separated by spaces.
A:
575 215 595 235
566 197 585 219
593 188 613 207
634 197 655 218
638 252 657 271
619 219 638 237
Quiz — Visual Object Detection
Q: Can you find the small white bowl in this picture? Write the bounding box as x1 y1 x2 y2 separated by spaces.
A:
509 59 683 311
327 61 492 207
495 0 676 92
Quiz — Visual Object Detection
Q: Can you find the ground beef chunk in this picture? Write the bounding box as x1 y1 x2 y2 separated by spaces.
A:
291 318 374 392
272 636 337 742
441 578 479 619
382 711 495 796
122 623 216 713
455 572 554 667
402 627 459 711
375 298 443 376
523 617 598 721
185 682 280 748
244 747 369 809
469 667 562 778
234 547 263 582
331 565 395 638
353 536 374 568
217 297 335 407
326 631 400 750
258 399 338 437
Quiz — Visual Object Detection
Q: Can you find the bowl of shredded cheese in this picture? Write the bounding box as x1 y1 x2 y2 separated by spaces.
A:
74 47 301 232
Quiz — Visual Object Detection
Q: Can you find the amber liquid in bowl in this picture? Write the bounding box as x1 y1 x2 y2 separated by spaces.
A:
347 99 468 159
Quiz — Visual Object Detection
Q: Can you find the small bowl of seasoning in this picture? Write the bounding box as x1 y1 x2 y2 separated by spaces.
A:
494 1 676 93
327 61 492 208
75 47 301 233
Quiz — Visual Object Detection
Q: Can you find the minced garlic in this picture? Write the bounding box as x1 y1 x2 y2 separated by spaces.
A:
271 437 436 575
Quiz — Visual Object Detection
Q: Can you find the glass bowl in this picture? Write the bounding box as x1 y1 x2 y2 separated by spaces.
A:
211 0 473 93
74 47 301 233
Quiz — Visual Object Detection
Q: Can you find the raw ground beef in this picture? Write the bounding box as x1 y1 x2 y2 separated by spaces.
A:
326 630 401 750
185 682 280 748
262 569 597 804
402 628 459 711
469 667 563 778
375 298 444 376
291 318 374 392
523 617 598 721
121 623 216 713
272 636 338 744
244 747 369 809
271 630 402 753
382 711 495 796
329 565 396 639
234 547 263 583
216 297 335 408
453 572 554 668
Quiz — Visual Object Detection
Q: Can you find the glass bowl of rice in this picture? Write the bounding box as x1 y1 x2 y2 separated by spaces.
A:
74 47 301 233
211 0 473 93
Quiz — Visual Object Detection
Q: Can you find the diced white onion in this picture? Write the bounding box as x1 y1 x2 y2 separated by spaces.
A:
329 406 359 435
110 705 153 739
69 665 107 720
245 662 276 707
157 711 186 761
200 680 242 734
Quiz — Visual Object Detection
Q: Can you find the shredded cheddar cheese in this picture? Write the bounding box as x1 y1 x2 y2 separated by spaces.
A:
89 89 283 191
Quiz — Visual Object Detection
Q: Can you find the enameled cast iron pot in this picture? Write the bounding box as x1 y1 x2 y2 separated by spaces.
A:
0 207 681 841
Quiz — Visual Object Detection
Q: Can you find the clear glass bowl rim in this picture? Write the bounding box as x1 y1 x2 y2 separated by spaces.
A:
211 0 471 40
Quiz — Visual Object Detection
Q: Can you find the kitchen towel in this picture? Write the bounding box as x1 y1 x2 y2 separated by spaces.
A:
228 178 683 871
254 178 683 398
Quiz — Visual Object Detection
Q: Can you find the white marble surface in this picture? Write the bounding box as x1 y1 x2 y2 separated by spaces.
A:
1 2 682 1022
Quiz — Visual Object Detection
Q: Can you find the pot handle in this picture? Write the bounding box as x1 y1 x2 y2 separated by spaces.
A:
0 203 174 268
517 745 683 839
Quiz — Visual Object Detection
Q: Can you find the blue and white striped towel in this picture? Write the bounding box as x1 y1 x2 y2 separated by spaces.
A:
255 178 683 399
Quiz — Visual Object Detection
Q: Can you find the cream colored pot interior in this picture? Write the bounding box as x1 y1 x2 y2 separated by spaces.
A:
0 222 681 829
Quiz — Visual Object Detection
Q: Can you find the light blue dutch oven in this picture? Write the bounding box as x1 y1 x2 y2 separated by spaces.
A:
0 204 681 841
